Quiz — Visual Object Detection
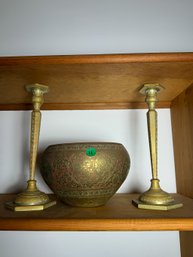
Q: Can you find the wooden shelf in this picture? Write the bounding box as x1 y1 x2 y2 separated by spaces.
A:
1 194 193 231
0 52 193 110
1 52 193 256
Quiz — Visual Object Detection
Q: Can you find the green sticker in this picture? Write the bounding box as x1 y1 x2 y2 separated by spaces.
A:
86 147 96 157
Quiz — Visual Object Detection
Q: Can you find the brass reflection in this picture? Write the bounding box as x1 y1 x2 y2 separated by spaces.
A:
132 83 183 210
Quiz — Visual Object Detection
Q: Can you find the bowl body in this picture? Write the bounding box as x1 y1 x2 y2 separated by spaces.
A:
41 142 130 207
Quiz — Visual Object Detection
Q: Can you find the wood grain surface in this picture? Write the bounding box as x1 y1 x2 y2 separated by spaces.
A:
0 53 193 110
180 232 193 257
0 194 193 231
171 84 193 257
171 84 193 198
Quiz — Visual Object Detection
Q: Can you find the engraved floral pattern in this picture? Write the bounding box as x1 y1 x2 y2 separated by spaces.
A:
41 143 130 207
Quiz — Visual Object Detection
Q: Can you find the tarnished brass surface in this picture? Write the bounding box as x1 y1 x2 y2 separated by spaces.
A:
6 181 56 211
15 180 49 205
6 84 56 211
132 199 183 211
133 84 183 210
41 142 130 207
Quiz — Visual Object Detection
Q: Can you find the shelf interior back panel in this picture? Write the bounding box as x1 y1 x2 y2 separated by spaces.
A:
0 53 193 110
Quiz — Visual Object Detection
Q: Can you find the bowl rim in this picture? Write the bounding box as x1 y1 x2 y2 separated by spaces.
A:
44 142 125 150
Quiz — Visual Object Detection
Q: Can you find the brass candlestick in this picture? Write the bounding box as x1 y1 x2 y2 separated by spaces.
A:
6 84 56 211
132 83 183 210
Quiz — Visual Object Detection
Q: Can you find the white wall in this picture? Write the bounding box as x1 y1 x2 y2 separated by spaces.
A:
0 110 176 194
0 0 193 56
1 0 193 256
0 231 180 257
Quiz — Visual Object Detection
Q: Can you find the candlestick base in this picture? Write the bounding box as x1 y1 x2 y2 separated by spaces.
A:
132 179 183 210
6 180 56 211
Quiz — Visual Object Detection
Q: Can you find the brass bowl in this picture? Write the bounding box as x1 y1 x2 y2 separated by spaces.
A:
41 142 130 207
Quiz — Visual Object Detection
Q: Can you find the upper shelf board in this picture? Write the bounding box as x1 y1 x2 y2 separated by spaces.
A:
0 52 193 110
